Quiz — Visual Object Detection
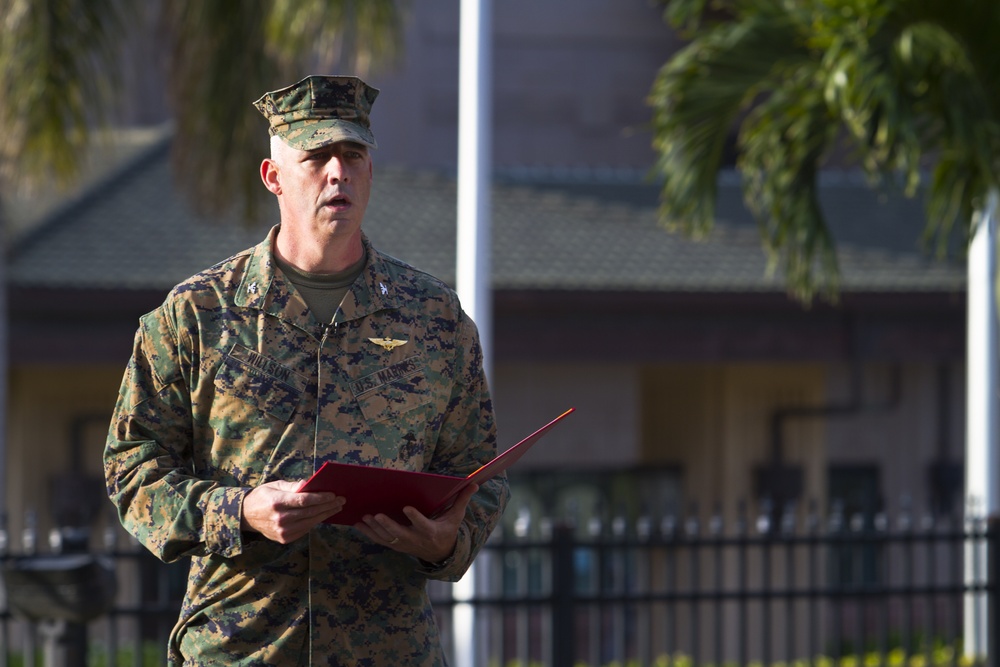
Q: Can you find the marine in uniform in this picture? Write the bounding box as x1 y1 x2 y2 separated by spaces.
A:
105 75 509 666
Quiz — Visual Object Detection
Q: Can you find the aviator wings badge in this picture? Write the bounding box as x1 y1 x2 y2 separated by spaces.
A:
368 337 408 352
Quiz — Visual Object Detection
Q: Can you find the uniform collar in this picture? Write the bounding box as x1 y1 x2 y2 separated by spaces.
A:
234 225 280 311
235 226 402 322
336 234 402 322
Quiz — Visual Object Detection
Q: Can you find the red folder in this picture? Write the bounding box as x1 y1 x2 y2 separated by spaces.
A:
297 407 575 525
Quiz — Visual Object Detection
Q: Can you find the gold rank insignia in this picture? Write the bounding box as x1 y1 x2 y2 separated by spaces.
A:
368 337 408 351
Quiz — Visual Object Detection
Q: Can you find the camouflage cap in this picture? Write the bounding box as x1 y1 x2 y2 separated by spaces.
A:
253 75 379 151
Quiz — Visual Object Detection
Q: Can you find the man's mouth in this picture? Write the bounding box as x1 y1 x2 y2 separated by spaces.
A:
324 194 351 208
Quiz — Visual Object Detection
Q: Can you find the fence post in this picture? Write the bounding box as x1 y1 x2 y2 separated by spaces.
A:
990 515 1000 667
551 523 575 667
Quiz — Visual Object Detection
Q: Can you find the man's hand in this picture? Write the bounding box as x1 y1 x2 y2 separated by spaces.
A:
241 480 345 544
356 484 479 563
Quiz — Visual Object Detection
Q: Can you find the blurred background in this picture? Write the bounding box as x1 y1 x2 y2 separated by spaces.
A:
0 0 980 664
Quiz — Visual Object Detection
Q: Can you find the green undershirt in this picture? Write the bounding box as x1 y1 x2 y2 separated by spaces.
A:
275 254 366 324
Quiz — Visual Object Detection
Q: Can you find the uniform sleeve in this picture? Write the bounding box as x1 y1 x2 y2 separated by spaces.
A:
418 308 510 581
104 304 249 563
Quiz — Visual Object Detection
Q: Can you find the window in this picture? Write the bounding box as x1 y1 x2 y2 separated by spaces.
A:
827 465 882 587
498 467 682 595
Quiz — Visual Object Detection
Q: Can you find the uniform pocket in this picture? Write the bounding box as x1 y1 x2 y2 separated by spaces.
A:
350 354 433 423
215 344 307 423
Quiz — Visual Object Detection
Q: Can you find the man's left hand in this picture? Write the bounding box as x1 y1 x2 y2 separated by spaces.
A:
356 483 478 563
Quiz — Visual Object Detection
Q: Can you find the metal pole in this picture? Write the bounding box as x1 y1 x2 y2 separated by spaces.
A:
965 188 999 658
456 0 493 381
454 2 492 665
551 524 575 667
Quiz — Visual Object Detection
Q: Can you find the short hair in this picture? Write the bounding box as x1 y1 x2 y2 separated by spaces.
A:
270 135 284 161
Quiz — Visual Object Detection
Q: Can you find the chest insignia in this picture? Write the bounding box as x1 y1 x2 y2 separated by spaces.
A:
368 337 408 352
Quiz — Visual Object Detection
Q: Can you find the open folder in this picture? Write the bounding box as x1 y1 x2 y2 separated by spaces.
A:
297 407 575 525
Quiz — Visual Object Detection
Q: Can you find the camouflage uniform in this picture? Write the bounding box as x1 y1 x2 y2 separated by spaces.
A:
105 227 509 665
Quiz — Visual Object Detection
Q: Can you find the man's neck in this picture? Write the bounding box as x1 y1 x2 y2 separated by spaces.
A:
274 229 364 274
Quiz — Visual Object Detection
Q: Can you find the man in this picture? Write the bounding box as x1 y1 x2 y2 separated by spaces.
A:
104 75 509 666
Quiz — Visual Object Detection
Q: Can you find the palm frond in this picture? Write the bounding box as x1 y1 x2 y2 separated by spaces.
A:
164 0 405 222
739 68 841 301
0 0 131 190
649 10 808 239
831 0 1000 257
267 0 405 76
650 0 1000 301
164 0 278 221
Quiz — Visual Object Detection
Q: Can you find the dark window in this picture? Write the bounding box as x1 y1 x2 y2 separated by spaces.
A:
499 467 681 596
828 464 882 587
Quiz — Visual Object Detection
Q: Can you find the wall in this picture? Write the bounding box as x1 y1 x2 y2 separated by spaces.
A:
6 366 125 550
367 0 679 171
641 363 827 522
492 361 641 468
824 361 966 518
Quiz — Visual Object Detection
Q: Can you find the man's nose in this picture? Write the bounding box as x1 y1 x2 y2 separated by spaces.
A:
325 157 347 181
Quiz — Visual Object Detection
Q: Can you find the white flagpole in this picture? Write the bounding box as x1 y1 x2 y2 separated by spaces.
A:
454 1 492 665
456 0 493 380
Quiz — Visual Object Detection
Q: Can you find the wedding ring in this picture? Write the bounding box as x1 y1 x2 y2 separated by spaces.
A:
389 537 399 545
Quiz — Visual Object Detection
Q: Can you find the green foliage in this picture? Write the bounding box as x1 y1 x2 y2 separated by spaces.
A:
163 0 403 220
649 0 1000 301
493 640 973 667
3 640 164 667
0 0 404 219
87 640 164 667
0 0 132 189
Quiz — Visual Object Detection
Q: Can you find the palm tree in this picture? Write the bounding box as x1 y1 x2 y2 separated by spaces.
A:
648 0 1000 301
650 2 1000 652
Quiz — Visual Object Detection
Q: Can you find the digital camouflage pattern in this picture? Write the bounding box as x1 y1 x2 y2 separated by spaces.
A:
105 227 508 666
253 75 379 151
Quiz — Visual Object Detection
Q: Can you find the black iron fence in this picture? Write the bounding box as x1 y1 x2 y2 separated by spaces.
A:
0 504 997 667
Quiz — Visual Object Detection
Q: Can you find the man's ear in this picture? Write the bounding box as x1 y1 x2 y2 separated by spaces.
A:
260 159 281 195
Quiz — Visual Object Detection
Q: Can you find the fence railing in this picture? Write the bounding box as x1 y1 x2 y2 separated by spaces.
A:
0 505 997 667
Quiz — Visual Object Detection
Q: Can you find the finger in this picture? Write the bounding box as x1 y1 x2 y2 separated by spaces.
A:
359 514 406 546
269 480 303 493
282 491 344 511
436 484 478 521
301 497 346 520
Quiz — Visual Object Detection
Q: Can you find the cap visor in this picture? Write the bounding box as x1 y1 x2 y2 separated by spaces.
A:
278 119 377 151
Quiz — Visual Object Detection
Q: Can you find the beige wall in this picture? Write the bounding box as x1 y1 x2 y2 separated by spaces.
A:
824 361 966 517
6 365 125 550
642 363 827 523
492 362 642 469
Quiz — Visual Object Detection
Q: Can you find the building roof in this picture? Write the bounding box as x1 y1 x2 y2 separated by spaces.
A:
9 136 965 296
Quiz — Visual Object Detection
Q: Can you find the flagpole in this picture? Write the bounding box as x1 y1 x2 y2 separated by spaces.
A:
454 0 492 665
456 0 493 380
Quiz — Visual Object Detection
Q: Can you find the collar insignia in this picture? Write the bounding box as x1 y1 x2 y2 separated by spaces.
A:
368 337 408 351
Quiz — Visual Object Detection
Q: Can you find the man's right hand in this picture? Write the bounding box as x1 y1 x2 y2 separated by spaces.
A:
241 480 345 543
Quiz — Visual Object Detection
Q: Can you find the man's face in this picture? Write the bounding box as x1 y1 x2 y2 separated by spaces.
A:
263 138 373 243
